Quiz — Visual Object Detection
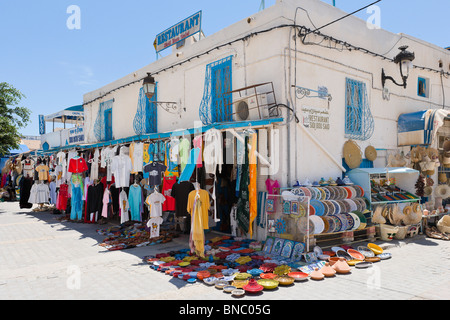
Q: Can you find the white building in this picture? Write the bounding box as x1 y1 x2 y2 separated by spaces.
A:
80 0 449 190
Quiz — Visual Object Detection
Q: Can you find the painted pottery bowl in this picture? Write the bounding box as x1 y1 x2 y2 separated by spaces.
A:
231 289 245 297
203 277 218 286
368 243 383 255
215 280 229 289
377 253 392 260
257 279 279 290
288 272 309 281
223 285 236 293
260 273 277 279
187 278 197 283
347 249 365 261
346 259 361 266
274 275 295 286
357 246 375 258
234 273 252 280
231 280 249 289
336 250 353 261
364 256 381 263
355 261 373 269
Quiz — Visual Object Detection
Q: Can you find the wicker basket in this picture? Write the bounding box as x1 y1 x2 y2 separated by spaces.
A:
437 215 450 234
394 226 409 240
378 224 399 241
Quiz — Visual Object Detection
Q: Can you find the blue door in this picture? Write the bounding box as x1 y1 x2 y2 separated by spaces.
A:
104 109 113 141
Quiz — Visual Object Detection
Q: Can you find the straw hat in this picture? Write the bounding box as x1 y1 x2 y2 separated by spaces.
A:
424 186 433 197
435 184 450 199
443 139 450 152
343 140 362 169
365 146 377 161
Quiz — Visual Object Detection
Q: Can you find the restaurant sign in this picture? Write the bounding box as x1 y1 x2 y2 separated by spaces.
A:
154 11 202 53
302 106 330 130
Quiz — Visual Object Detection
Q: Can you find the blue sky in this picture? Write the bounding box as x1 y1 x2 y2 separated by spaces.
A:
1 0 448 137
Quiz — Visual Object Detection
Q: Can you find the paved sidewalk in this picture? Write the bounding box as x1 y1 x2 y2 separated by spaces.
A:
0 201 449 300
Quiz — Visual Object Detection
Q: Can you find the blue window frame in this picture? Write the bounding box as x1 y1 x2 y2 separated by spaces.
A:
133 86 158 135
345 78 374 141
94 99 114 142
418 77 428 97
199 56 233 125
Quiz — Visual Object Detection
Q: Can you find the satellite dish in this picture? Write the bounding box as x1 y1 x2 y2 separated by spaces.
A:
236 101 249 120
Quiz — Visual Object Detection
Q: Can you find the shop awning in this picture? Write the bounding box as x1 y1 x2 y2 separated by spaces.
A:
39 117 283 154
398 109 450 146
44 105 84 124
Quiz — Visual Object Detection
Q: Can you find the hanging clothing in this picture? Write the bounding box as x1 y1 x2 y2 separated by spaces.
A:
248 132 258 237
187 189 211 230
164 142 179 177
68 156 88 174
147 216 164 238
143 143 152 179
178 147 200 182
161 175 177 212
101 187 111 218
110 154 132 188
131 142 144 174
204 128 223 175
236 136 250 234
171 181 195 217
22 159 35 179
193 135 203 168
19 177 33 209
145 191 166 218
56 184 69 211
28 183 50 204
128 184 142 221
256 191 267 228
90 148 100 181
70 183 83 220
49 181 57 205
119 190 130 224
35 164 49 181
144 162 166 186
85 183 104 223
189 193 205 258
178 138 190 172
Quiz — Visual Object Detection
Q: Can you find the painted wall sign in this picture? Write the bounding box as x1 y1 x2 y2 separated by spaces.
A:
154 11 202 53
39 115 46 135
302 106 330 130
68 126 85 144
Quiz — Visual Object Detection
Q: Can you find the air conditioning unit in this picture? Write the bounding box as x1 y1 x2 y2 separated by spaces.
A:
233 93 269 121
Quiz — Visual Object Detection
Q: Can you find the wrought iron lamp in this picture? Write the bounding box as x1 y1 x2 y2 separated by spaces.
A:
142 73 183 114
382 46 415 89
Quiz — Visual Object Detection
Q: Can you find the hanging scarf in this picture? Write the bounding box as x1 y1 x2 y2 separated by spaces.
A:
189 192 205 258
248 131 257 237
236 136 250 234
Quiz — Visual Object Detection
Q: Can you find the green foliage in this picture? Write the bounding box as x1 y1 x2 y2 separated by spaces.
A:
0 82 31 156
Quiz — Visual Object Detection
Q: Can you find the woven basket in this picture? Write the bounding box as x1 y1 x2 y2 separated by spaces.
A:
378 224 399 241
437 215 450 234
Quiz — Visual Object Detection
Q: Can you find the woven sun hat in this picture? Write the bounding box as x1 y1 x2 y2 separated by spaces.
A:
423 186 433 197
365 146 377 161
343 140 362 169
443 139 450 152
435 184 450 199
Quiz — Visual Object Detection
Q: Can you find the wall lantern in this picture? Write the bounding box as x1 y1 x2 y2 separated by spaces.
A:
142 73 184 114
382 46 415 89
142 73 156 100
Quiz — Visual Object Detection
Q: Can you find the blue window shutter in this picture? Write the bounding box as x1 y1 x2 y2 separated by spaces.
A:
94 99 114 141
199 55 233 125
345 78 374 141
134 86 158 135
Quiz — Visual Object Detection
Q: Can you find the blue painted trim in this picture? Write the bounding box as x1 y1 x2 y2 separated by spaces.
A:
39 117 283 154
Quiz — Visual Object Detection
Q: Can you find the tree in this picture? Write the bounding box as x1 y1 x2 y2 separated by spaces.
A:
0 82 31 156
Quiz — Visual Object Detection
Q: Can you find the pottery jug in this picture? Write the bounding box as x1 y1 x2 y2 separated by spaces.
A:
309 268 324 280
332 257 351 274
319 262 336 277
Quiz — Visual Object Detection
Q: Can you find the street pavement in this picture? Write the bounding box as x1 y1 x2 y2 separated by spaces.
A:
1 201 449 301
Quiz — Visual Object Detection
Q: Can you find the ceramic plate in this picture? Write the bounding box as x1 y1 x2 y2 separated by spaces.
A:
335 214 348 231
320 216 330 233
341 213 355 231
355 261 373 269
357 246 375 258
344 199 357 212
348 212 361 231
310 215 325 234
377 253 392 260
347 249 365 260
223 285 237 293
300 187 312 198
336 250 352 261
310 200 325 216
299 217 315 234
231 289 245 297
257 279 279 289
330 216 342 232
329 200 341 215
323 216 336 233
368 243 383 255
288 272 309 281
331 246 345 253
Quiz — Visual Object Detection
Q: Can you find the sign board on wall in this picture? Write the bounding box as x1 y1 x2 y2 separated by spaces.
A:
68 126 85 145
154 11 202 53
302 106 330 130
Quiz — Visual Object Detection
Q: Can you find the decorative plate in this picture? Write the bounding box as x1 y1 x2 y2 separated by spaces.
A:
320 216 330 233
232 280 249 289
341 213 355 231
288 272 309 281
355 261 373 269
336 250 352 261
348 212 361 231
272 238 285 255
368 243 383 255
234 273 252 280
356 246 374 258
300 187 312 198
344 199 357 212
299 217 315 235
274 275 295 286
310 200 325 216
347 249 365 260
323 216 336 233
310 215 325 234
223 285 237 293
377 253 392 260
260 273 277 279
291 242 306 261
231 289 245 297
330 216 342 233
331 246 345 253
329 200 341 214
257 279 279 290
203 277 218 286
335 214 348 231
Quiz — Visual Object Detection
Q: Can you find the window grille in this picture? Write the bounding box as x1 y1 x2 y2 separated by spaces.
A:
345 78 374 141
133 86 158 135
199 55 233 125
94 99 114 142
